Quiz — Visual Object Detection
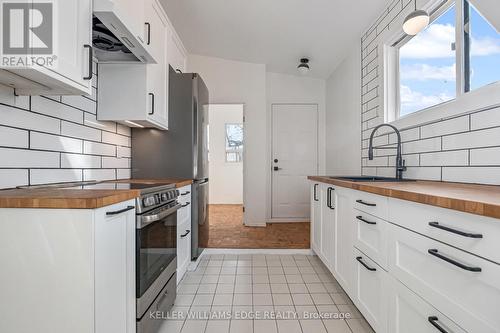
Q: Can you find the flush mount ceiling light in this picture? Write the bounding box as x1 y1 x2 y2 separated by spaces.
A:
297 58 310 75
403 0 430 36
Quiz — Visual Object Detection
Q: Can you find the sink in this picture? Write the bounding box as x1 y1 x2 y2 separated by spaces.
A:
331 176 416 182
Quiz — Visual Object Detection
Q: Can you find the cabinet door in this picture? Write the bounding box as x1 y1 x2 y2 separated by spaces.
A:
334 188 355 294
167 29 187 73
321 184 336 269
94 201 136 333
177 218 191 283
354 248 387 333
46 0 92 90
387 275 467 333
311 183 322 254
145 0 168 127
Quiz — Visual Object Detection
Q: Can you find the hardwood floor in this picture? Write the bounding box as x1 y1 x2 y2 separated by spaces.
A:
207 204 310 249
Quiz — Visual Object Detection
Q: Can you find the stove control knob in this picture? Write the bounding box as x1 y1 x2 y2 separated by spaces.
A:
161 193 169 201
143 196 156 207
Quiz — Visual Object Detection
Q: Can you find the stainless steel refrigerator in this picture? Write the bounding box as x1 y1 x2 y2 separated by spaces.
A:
132 66 209 260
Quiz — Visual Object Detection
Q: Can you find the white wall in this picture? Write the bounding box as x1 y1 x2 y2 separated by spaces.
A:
208 104 244 205
187 54 267 226
266 72 326 221
325 45 362 175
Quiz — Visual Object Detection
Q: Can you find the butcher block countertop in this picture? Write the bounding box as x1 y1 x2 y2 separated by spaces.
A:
0 178 193 209
308 176 500 219
0 188 141 209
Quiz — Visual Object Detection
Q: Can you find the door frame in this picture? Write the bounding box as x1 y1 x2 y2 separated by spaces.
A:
269 103 319 222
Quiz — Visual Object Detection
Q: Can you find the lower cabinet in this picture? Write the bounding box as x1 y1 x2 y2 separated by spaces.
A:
320 183 336 270
0 200 136 333
177 185 192 283
353 248 388 333
387 275 467 333
310 182 322 255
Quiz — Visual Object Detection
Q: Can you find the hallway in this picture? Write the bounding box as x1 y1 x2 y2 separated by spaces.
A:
207 205 310 249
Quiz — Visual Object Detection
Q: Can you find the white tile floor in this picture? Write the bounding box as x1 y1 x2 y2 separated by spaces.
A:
159 254 374 333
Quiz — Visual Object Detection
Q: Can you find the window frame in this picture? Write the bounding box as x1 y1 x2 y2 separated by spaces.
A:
380 0 500 128
224 123 244 164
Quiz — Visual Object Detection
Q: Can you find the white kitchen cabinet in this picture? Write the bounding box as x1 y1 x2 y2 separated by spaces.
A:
334 187 356 294
177 185 192 283
167 28 187 73
0 0 93 96
320 183 336 270
354 210 388 270
387 275 467 333
97 0 170 129
353 248 388 333
310 182 322 255
0 200 136 333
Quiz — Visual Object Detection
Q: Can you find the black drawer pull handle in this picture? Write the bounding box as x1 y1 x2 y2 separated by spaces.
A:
181 202 190 208
148 93 155 115
327 187 335 210
83 44 93 80
428 249 481 272
429 222 483 239
428 316 450 333
356 216 377 225
180 230 191 238
181 191 191 196
145 22 151 45
313 184 319 202
356 199 376 207
106 206 135 216
356 256 376 271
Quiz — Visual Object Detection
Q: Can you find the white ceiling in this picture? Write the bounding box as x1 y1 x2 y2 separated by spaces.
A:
160 0 390 78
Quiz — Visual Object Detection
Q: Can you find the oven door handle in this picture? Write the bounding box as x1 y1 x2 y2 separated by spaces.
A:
138 203 182 229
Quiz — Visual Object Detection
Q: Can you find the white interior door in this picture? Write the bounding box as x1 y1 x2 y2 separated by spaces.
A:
272 104 318 219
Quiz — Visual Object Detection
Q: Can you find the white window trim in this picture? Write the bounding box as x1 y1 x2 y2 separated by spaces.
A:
378 0 500 130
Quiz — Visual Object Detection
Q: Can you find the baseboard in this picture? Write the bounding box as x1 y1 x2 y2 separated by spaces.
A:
267 218 311 223
201 248 314 255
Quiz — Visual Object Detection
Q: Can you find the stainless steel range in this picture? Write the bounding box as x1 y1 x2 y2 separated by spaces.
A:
133 183 180 333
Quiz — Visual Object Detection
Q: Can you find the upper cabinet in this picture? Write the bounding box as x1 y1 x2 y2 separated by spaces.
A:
98 0 187 130
0 0 93 96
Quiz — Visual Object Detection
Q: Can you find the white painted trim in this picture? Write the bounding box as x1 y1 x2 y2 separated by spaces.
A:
267 218 311 223
201 248 314 255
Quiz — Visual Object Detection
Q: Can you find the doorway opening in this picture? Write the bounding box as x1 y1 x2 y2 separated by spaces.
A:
207 104 245 234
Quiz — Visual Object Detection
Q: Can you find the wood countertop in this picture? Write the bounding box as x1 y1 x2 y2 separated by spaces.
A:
308 176 500 219
0 178 193 209
111 178 193 188
0 188 140 209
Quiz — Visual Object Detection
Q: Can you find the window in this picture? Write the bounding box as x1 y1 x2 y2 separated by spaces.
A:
392 0 500 119
225 124 243 163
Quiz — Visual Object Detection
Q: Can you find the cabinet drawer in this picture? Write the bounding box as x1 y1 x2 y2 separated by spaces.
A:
353 191 388 220
178 201 191 223
389 197 500 264
354 210 388 270
388 223 500 333
353 248 387 333
387 275 466 333
178 186 191 204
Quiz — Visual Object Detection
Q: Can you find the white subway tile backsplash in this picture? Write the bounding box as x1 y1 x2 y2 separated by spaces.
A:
0 104 60 134
0 169 28 189
0 148 59 168
403 137 441 154
470 107 500 130
442 127 500 150
442 167 500 185
420 150 469 167
30 169 83 185
470 147 500 166
420 116 469 139
0 126 28 148
61 121 101 142
62 95 97 114
102 157 130 169
31 96 83 124
30 132 82 154
0 61 131 189
83 141 116 157
102 131 130 147
84 169 116 182
61 153 101 169
360 4 500 184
